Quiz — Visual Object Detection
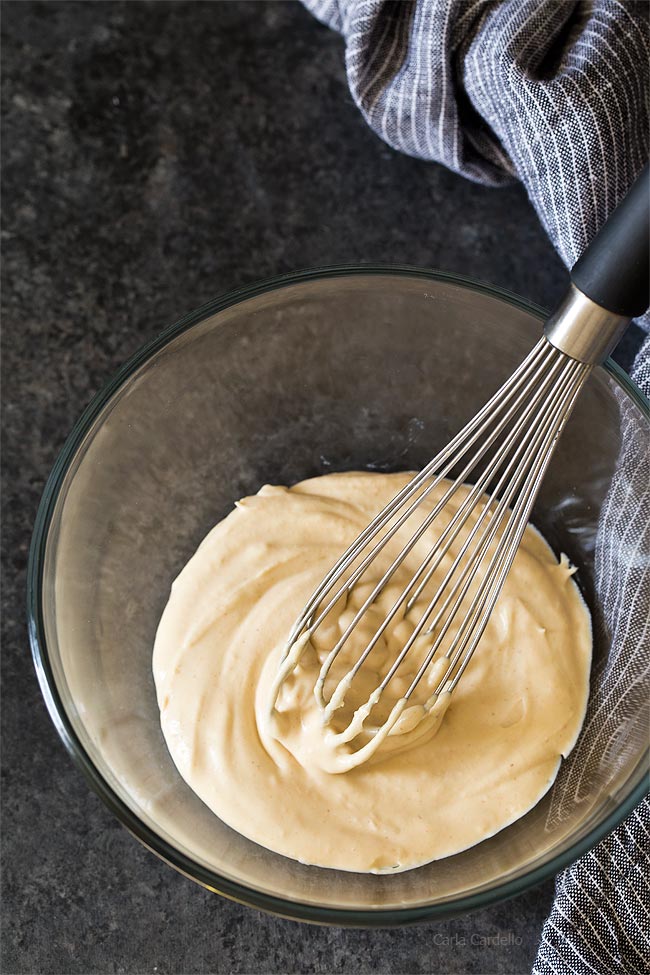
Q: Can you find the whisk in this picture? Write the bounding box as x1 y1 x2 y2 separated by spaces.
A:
271 166 649 769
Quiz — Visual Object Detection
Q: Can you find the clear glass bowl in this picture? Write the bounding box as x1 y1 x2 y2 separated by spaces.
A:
28 267 650 924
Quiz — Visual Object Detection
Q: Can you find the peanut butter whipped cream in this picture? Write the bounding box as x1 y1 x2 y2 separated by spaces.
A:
153 472 592 874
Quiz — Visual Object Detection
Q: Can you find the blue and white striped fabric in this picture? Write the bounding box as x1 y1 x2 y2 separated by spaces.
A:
302 2 649 972
304 0 649 353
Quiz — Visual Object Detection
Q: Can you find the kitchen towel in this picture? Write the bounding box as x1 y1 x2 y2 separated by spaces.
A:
301 1 650 973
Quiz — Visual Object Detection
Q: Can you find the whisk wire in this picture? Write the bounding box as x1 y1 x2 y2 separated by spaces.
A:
324 351 590 724
274 337 592 762
287 338 550 646
441 358 591 695
309 341 563 685
316 342 571 706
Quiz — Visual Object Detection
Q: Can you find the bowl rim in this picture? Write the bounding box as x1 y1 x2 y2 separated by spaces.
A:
27 264 650 925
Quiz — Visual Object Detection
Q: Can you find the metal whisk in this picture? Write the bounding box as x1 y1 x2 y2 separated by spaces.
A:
271 166 649 768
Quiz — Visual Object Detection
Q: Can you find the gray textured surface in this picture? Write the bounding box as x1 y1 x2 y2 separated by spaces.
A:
1 3 641 974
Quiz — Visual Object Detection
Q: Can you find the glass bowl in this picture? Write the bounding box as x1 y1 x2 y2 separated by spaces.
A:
28 267 650 925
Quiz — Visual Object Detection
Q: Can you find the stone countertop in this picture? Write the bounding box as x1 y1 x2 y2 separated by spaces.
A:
1 3 641 974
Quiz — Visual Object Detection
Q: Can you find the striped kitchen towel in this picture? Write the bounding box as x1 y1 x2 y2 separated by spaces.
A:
301 2 650 972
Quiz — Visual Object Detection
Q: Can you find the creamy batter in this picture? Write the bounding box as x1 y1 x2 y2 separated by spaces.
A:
153 472 592 873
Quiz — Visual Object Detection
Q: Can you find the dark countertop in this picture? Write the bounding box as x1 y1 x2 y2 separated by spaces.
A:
0 4 641 974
